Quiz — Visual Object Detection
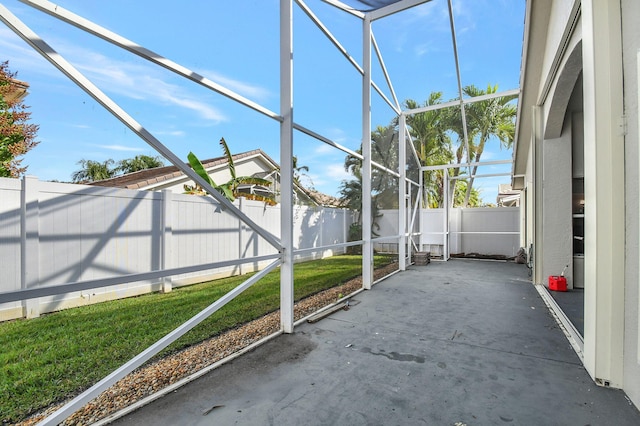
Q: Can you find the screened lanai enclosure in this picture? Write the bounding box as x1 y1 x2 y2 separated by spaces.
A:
0 0 522 424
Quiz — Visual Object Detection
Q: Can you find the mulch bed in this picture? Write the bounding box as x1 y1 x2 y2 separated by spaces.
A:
19 262 399 426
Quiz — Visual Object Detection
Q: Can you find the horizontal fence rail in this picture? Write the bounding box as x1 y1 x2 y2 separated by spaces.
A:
375 207 520 257
0 177 356 320
1 177 520 320
0 254 282 304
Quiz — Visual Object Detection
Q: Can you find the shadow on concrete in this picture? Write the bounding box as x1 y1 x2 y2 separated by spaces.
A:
112 259 639 426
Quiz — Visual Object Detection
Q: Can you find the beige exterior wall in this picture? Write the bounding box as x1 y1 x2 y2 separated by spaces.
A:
622 0 640 408
582 0 625 389
139 153 277 194
516 0 640 409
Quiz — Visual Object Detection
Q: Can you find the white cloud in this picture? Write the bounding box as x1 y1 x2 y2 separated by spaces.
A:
1 28 228 123
0 27 64 79
95 144 143 152
324 127 348 143
309 162 355 198
479 150 496 160
198 69 272 103
154 130 186 137
314 144 334 155
414 41 436 57
64 50 228 123
325 163 352 182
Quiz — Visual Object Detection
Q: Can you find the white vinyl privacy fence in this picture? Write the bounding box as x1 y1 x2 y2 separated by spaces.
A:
1 176 519 321
375 207 520 258
0 177 355 321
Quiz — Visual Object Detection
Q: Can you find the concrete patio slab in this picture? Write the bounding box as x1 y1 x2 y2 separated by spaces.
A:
111 259 640 426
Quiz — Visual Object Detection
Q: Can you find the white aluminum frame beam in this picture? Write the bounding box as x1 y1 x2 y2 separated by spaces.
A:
294 240 363 256
369 0 433 21
399 113 407 270
408 180 421 252
280 0 295 333
0 253 281 304
293 122 403 178
296 0 400 115
0 5 282 251
322 0 366 18
447 0 470 171
405 89 520 115
421 159 513 172
372 31 401 111
402 117 423 168
21 0 282 122
449 172 511 180
443 168 450 260
38 259 282 426
361 14 373 289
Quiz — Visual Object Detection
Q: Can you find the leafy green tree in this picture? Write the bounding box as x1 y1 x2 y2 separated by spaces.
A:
71 159 116 183
185 137 276 205
72 154 164 183
0 61 39 178
452 179 482 207
116 155 164 174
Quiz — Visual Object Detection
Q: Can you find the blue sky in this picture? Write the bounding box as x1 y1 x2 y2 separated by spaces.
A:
1 0 525 203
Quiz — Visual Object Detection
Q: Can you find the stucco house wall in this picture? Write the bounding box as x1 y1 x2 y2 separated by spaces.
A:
513 0 640 410
621 0 640 409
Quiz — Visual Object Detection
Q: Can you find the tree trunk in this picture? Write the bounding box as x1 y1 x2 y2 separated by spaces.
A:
462 138 488 207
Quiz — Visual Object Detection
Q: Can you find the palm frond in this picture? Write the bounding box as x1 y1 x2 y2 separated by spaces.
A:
219 137 236 180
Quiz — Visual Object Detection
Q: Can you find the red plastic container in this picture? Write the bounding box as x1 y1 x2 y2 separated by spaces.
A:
548 275 567 292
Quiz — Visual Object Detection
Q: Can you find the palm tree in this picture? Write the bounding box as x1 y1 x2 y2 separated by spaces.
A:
404 92 453 207
116 155 164 174
460 84 517 207
453 179 482 207
292 155 312 188
370 124 401 209
339 124 399 237
341 124 400 209
440 103 479 208
71 159 115 183
185 137 276 205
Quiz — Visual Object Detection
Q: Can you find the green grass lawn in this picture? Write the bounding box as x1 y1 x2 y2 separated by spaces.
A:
0 255 394 423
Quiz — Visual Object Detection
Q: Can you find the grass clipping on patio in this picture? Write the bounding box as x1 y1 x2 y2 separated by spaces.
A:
2 255 397 425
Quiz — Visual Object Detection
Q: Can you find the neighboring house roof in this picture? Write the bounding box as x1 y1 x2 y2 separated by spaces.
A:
496 184 520 207
3 77 29 103
91 149 267 190
90 149 344 208
300 187 345 208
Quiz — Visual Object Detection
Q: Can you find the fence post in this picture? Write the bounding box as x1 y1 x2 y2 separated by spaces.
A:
238 197 243 275
399 113 407 270
21 176 40 318
343 209 347 255
161 190 172 293
319 207 324 258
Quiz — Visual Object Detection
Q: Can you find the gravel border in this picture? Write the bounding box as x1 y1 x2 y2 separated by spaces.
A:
18 263 399 426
